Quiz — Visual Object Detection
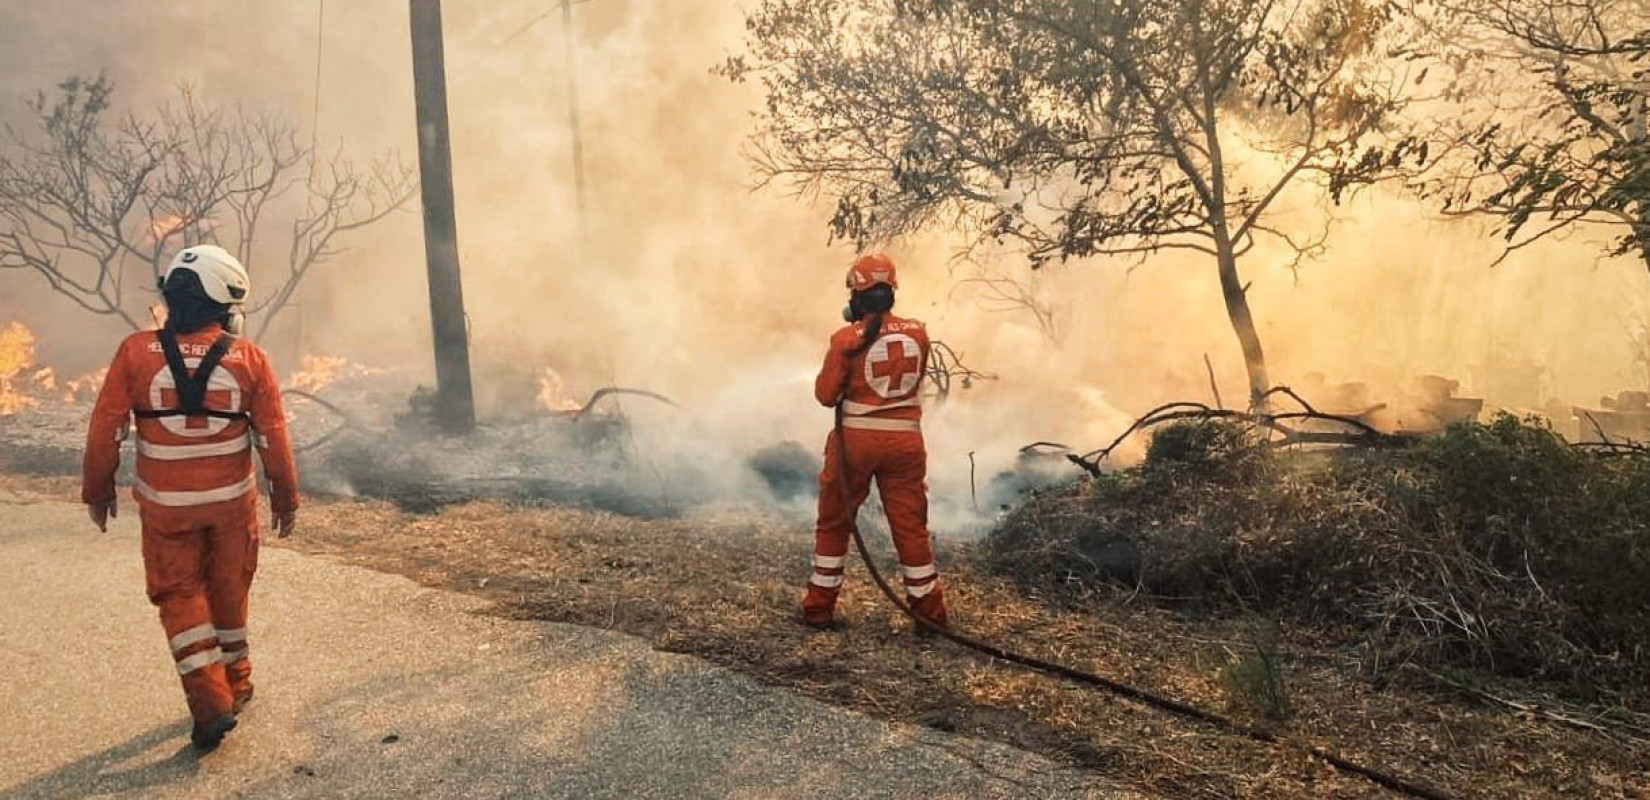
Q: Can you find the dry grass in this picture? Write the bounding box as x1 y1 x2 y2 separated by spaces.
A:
284 497 1644 799
5 472 1644 799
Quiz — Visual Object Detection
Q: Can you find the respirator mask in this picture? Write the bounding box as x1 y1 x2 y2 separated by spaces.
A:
843 295 864 323
842 285 894 323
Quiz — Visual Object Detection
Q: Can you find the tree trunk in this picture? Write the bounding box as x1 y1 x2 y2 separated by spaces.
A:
1637 200 1650 275
1215 243 1269 407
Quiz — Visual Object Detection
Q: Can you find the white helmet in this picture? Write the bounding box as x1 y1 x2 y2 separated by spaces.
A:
161 245 249 306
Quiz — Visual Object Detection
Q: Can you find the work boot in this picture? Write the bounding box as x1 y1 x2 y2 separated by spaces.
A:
232 686 255 715
801 613 843 632
909 587 949 631
801 586 841 629
191 714 238 752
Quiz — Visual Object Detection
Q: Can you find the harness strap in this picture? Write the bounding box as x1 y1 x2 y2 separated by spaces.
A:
133 331 250 422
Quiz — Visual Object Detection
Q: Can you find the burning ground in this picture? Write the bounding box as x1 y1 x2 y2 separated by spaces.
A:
0 322 766 517
3 329 1648 798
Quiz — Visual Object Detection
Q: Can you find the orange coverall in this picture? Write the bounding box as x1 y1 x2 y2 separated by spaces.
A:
82 324 298 724
804 313 948 627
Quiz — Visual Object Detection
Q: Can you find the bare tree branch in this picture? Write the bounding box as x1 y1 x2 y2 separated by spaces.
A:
0 75 418 337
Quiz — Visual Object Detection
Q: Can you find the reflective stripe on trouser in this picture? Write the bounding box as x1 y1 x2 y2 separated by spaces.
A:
216 627 252 697
141 495 260 722
134 473 255 507
901 562 940 599
804 428 948 627
809 553 846 589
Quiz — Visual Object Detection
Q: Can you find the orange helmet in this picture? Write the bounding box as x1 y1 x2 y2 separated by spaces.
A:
845 254 899 292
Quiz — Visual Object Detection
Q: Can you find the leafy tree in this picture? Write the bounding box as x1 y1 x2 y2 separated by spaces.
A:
724 0 1427 403
0 75 417 338
1414 0 1649 269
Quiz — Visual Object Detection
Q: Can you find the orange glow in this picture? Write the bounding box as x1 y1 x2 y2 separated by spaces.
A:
535 367 583 413
62 367 107 404
0 322 42 415
285 355 350 394
283 354 381 394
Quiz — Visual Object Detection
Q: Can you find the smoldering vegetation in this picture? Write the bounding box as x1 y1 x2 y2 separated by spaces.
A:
282 367 834 518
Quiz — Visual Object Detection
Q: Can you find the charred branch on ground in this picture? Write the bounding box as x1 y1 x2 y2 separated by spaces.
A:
1067 386 1408 478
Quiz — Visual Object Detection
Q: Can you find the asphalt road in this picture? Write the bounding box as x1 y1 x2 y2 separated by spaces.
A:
0 488 1133 799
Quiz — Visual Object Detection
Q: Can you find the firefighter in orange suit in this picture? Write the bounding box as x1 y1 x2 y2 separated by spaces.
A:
81 244 298 751
803 254 948 629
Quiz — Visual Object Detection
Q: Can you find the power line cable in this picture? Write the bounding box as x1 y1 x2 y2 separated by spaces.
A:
307 0 327 189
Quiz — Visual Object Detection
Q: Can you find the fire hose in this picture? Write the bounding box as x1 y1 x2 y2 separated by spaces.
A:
830 404 1455 800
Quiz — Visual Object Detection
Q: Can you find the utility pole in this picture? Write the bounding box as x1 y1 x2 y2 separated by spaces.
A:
409 0 476 433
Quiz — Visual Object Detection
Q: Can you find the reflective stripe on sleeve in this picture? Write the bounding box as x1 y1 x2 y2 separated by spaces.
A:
809 574 845 589
137 437 251 461
177 647 224 675
812 555 846 569
216 628 248 644
906 581 937 599
169 623 216 653
220 648 249 665
134 474 255 507
901 563 938 581
841 417 921 433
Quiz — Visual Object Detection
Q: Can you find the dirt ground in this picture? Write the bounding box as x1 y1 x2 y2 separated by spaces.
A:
8 473 1646 799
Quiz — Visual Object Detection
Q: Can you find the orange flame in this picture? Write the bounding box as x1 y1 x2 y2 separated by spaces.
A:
536 367 583 413
0 322 42 415
0 321 107 414
286 355 350 394
62 367 107 404
149 214 187 242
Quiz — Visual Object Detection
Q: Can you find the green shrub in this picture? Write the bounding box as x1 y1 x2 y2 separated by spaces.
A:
987 415 1650 693
1220 617 1291 721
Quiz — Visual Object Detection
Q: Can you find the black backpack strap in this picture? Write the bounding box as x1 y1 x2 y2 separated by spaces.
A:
188 334 236 411
155 330 195 410
133 332 249 421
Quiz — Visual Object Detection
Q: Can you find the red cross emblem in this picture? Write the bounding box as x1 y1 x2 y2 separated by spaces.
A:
148 359 242 437
865 333 922 398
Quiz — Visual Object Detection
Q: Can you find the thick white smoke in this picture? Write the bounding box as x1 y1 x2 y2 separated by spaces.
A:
1 2 1647 531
